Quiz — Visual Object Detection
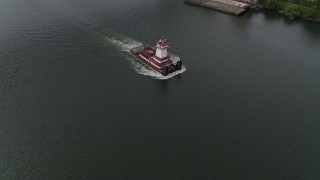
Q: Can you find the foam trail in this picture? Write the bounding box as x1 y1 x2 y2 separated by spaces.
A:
106 35 186 80
106 35 141 52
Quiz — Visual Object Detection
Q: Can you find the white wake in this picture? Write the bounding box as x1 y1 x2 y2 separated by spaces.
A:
106 35 186 80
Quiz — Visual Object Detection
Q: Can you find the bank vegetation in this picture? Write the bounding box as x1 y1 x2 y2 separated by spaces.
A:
259 0 320 21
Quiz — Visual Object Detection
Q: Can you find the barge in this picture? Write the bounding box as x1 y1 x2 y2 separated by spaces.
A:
184 0 249 15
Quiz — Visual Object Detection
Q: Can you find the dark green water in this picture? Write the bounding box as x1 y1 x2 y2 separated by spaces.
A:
1 0 320 179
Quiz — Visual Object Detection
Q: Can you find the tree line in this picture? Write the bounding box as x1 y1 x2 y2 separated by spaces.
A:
260 0 320 17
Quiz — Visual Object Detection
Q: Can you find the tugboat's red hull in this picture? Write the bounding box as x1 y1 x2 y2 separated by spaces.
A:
130 45 182 76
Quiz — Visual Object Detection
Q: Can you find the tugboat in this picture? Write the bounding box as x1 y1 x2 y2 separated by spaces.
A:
130 37 182 76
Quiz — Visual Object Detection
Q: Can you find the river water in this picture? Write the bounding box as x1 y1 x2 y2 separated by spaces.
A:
1 0 320 179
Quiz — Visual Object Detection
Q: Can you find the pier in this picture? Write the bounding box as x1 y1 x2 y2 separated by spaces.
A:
184 0 249 16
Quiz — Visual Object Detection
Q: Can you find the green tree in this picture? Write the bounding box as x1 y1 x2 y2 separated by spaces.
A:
266 0 284 9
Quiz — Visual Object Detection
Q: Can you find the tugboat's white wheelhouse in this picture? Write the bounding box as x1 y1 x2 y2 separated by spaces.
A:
155 38 171 59
155 48 167 58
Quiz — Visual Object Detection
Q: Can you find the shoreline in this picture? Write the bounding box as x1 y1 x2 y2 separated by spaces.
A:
252 4 320 23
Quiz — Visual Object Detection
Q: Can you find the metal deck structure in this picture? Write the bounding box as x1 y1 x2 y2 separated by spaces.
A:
184 0 248 15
